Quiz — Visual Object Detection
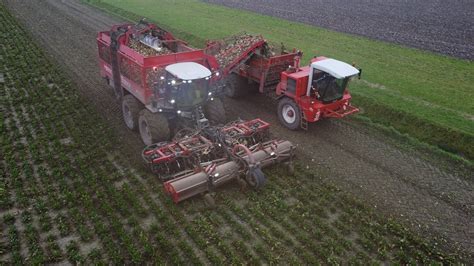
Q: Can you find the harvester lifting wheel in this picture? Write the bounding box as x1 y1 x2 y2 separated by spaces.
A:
122 95 141 131
204 98 226 125
278 97 301 130
246 167 266 189
138 109 170 145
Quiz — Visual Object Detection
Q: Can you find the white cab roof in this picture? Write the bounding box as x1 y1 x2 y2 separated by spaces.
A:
311 58 359 79
165 62 211 80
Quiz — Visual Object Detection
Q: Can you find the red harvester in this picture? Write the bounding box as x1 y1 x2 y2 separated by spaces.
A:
97 20 361 203
97 20 225 145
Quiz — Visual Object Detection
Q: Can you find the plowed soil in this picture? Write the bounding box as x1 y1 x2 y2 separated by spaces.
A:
204 0 474 60
4 0 473 256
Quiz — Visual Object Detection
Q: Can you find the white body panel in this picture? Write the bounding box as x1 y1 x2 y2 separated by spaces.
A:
311 58 359 79
165 62 212 80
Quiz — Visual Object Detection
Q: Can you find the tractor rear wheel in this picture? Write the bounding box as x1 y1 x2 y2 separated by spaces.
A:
122 95 141 131
204 98 226 125
225 73 247 98
138 109 170 145
278 97 301 130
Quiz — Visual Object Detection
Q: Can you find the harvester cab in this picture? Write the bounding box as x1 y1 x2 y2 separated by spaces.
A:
151 62 221 129
162 62 215 108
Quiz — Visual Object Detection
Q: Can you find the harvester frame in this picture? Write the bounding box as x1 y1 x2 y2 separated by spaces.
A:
97 20 225 145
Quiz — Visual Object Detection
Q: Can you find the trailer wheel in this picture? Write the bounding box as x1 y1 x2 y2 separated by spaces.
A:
204 98 226 125
278 97 301 130
138 109 170 145
122 95 141 131
225 73 247 98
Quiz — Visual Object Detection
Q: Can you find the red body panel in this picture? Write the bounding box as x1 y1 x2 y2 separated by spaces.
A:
235 50 301 93
96 23 219 106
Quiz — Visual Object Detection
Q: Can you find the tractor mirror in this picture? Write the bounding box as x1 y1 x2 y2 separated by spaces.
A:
358 68 362 79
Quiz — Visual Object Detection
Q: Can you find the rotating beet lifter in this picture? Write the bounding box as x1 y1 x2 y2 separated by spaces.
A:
97 20 359 203
142 119 294 203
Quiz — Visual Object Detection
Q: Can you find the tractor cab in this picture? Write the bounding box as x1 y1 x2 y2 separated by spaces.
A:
154 62 218 111
307 58 360 103
276 57 360 130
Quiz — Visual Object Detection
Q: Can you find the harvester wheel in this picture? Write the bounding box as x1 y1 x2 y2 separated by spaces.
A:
138 109 170 145
246 167 266 189
278 97 301 130
204 98 226 125
122 95 141 131
225 73 247 98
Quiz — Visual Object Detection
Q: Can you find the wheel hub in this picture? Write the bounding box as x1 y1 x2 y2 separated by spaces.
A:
282 105 296 124
287 109 294 117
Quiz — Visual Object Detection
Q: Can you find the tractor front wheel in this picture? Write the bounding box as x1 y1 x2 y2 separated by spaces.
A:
138 109 170 145
278 97 301 130
204 98 226 125
122 95 141 131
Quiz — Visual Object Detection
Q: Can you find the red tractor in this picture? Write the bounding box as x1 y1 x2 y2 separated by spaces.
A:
210 36 362 130
275 56 361 129
97 21 225 145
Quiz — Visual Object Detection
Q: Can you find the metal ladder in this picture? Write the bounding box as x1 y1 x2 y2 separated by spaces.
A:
300 111 308 130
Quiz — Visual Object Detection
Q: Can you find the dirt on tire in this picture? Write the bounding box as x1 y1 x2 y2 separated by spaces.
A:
138 109 170 145
122 94 142 131
4 0 473 256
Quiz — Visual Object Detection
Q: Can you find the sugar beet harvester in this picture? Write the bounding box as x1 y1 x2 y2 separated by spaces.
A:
97 21 296 204
97 21 226 145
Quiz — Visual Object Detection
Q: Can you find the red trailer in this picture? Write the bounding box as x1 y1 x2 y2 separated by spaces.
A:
97 21 225 145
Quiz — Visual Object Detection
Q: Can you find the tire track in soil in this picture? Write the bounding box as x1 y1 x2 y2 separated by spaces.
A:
4 0 473 256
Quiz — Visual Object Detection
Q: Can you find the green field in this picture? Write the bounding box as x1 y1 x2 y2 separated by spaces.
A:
0 4 467 264
86 0 474 161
